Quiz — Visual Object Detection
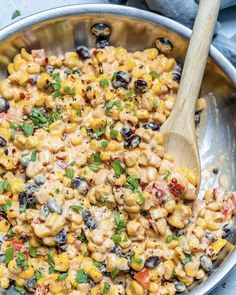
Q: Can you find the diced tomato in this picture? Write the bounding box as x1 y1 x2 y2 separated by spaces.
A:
35 285 46 295
9 240 24 251
168 178 185 198
19 93 26 99
148 183 166 200
134 268 151 289
112 185 120 191
221 203 231 216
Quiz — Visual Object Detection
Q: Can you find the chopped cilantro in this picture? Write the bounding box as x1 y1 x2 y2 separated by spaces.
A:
70 160 76 166
110 128 118 139
22 121 34 137
47 111 62 124
7 228 15 238
65 168 74 179
163 170 172 181
79 231 88 244
125 176 139 190
93 151 101 164
101 141 108 149
137 191 145 205
153 99 159 110
111 234 121 243
166 235 178 243
48 266 55 274
15 253 28 270
149 71 158 79
9 122 19 141
88 163 100 172
57 272 68 281
29 246 38 257
182 255 192 265
31 150 37 162
97 196 110 204
76 109 82 117
19 204 27 213
35 271 43 280
0 180 10 193
96 126 106 137
15 285 26 295
70 205 83 212
76 268 88 284
105 99 122 113
103 282 111 294
125 89 135 100
86 85 92 91
2 200 12 213
114 212 126 232
12 10 21 20
4 246 14 263
100 78 109 88
110 267 119 278
9 122 19 129
64 86 75 96
30 108 48 128
55 188 60 194
111 160 124 177
47 248 54 266
52 90 61 99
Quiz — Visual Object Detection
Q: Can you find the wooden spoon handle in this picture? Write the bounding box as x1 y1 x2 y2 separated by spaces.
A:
171 0 221 121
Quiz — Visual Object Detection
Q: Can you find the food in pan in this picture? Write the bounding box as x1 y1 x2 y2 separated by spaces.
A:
0 44 235 295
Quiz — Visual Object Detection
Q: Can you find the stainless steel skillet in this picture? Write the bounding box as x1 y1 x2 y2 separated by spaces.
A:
0 4 235 294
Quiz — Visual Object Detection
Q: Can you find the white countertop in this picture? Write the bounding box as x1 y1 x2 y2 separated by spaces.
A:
0 1 235 294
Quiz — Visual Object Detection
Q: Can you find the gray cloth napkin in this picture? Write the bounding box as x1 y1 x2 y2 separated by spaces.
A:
145 0 236 66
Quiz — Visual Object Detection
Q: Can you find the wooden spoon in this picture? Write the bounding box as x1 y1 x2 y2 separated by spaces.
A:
160 0 221 188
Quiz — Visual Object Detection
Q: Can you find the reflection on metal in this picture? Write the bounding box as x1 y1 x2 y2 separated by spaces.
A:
0 4 235 295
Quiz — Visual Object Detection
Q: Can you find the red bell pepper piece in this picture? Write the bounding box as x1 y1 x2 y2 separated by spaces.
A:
134 268 151 289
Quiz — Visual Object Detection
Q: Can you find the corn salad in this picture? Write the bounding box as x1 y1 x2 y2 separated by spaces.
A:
0 46 235 295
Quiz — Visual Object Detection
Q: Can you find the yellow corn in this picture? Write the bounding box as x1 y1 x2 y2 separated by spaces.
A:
54 253 69 272
84 265 103 282
131 256 144 271
15 279 25 286
25 136 38 149
211 239 227 254
37 73 51 89
21 48 33 62
0 266 4 277
129 280 144 295
26 63 40 74
0 128 11 141
10 179 24 193
0 278 10 289
33 224 51 238
66 123 77 133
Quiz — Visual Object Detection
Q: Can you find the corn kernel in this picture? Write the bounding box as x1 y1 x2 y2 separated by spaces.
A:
0 128 11 141
0 278 10 289
66 123 77 133
26 63 40 74
84 265 103 282
10 179 24 193
54 253 69 272
211 239 227 254
15 279 25 286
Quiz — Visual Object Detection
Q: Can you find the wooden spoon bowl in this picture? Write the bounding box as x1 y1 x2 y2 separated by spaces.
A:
161 0 221 192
